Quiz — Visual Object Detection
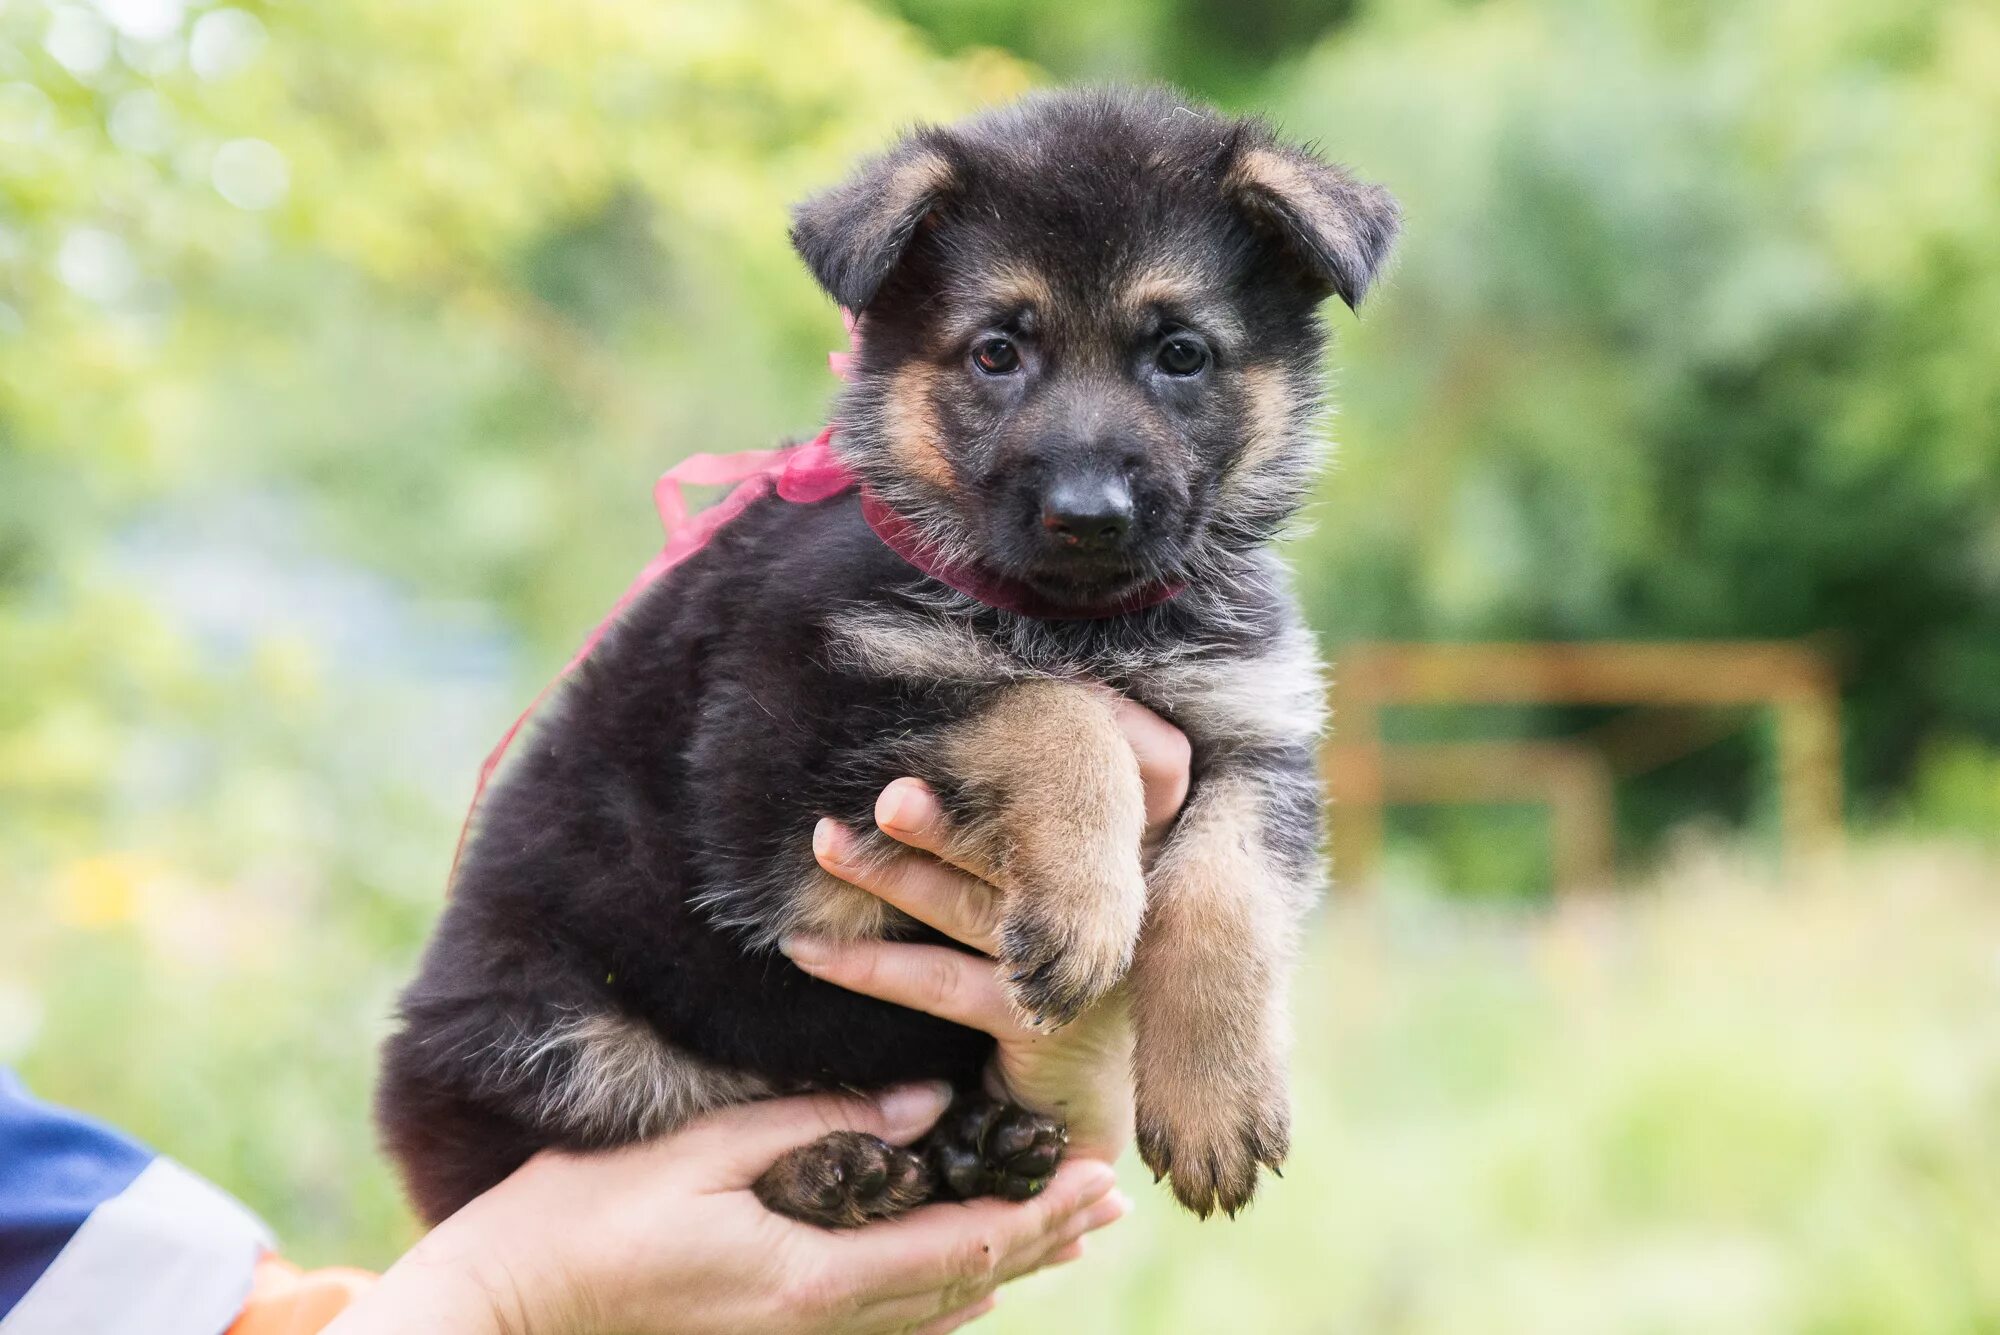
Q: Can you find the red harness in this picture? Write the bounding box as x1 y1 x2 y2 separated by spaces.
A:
450 315 1185 880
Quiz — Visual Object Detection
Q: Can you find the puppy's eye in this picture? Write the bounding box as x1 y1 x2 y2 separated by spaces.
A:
1156 335 1209 377
971 337 1021 376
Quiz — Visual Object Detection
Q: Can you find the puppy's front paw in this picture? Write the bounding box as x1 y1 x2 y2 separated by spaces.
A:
1136 1061 1290 1219
997 850 1146 1027
937 677 1149 1028
754 1130 933 1228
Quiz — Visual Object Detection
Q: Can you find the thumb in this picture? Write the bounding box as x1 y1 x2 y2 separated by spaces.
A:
676 1082 954 1188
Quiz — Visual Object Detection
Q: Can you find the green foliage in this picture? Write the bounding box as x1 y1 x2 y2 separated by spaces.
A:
1904 738 2000 842
982 844 2000 1335
879 0 1358 102
1264 0 2000 806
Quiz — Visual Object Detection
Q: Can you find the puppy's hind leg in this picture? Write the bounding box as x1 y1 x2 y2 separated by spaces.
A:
753 1090 1067 1228
923 1090 1067 1202
380 992 768 1222
755 1130 936 1229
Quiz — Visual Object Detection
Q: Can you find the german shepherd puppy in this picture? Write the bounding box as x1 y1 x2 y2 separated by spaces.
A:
378 86 1398 1228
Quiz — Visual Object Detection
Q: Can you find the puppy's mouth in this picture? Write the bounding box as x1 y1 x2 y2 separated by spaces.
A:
1015 549 1157 601
992 518 1197 611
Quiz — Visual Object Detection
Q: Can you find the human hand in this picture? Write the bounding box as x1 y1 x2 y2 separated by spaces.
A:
787 700 1192 1163
326 1083 1126 1335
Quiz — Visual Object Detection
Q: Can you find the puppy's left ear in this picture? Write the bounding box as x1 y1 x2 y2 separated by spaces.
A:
791 132 959 312
1226 140 1401 311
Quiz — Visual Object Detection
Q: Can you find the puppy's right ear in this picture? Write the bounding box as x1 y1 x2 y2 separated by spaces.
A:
791 133 958 312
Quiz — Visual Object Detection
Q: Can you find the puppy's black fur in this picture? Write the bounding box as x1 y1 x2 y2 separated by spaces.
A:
378 87 1398 1226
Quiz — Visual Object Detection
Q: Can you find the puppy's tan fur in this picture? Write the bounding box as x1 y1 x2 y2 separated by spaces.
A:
1117 265 1249 349
941 679 1149 1024
1235 365 1299 476
506 1012 770 1143
789 864 902 942
1131 770 1298 1216
823 607 1019 684
883 362 956 492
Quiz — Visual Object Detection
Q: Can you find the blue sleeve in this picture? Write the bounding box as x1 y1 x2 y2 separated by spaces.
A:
0 1070 155 1315
0 1069 272 1333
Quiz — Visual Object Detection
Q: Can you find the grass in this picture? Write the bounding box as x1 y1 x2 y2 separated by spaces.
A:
995 840 2000 1335
6 838 1998 1333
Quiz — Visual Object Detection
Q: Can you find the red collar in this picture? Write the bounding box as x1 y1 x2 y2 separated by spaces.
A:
857 487 1186 621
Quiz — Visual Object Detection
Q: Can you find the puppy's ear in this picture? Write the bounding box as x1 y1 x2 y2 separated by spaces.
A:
1225 139 1400 311
791 133 958 312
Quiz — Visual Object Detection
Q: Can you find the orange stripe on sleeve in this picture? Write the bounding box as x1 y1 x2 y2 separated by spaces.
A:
226 1254 378 1335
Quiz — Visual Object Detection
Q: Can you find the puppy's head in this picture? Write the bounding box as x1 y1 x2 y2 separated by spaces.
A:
793 87 1399 607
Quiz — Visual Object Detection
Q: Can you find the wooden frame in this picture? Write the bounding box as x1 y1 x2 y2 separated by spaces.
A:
1322 641 1843 893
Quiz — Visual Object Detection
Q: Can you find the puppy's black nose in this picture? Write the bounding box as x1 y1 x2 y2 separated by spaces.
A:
1040 475 1134 552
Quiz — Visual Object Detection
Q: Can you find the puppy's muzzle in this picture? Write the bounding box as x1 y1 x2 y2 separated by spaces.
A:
1039 472 1134 554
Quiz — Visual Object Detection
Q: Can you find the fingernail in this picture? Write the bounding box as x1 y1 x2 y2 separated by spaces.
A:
812 818 841 861
777 934 830 967
875 779 925 832
876 1081 953 1137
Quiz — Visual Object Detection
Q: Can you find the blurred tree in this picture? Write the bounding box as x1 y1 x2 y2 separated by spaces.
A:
1267 0 2000 840
881 0 1360 102
0 0 1034 870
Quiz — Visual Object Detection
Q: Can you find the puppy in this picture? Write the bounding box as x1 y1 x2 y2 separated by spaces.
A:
377 86 1398 1228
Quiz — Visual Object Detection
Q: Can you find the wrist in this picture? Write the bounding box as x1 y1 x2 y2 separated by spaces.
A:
359 1170 608 1335
321 1232 519 1335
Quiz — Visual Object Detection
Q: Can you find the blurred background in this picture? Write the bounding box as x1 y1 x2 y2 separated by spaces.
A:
3 0 1998 1329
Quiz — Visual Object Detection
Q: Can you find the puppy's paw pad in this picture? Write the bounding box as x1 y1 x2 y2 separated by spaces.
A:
754 1130 932 1229
928 1095 1068 1202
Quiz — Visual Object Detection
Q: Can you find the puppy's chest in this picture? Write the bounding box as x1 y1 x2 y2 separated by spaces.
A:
822 605 1326 752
